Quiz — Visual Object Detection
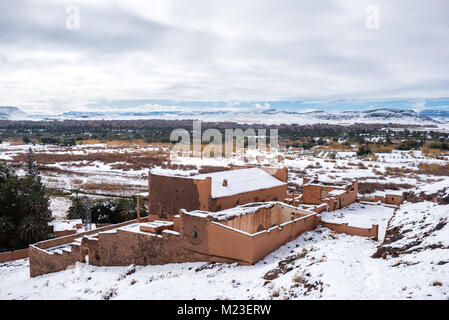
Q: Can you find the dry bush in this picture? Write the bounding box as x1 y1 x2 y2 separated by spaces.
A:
81 182 147 193
358 182 413 194
357 163 367 169
292 274 307 284
371 144 398 153
416 163 449 176
270 287 280 298
12 148 172 171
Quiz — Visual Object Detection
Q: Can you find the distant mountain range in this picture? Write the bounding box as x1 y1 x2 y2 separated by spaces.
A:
0 106 30 120
419 109 449 119
1 106 448 125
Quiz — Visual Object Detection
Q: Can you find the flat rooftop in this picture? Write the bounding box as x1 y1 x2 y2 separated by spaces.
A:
151 167 286 198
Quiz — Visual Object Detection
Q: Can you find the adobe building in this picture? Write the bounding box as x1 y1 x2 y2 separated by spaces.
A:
29 202 315 276
148 167 288 219
299 176 358 211
28 167 381 277
29 200 379 277
373 191 404 206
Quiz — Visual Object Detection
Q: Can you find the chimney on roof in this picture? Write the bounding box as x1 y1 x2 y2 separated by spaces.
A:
222 179 228 187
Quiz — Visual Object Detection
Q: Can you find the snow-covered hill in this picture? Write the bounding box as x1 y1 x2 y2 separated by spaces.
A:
0 107 30 120
1 106 445 126
38 108 442 125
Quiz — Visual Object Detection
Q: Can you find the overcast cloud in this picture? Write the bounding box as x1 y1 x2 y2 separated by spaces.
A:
0 0 448 113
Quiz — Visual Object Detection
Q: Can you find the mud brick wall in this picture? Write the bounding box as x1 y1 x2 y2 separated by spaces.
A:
29 218 148 277
319 220 379 240
149 173 210 216
0 248 29 263
87 228 212 267
385 194 403 205
29 244 83 277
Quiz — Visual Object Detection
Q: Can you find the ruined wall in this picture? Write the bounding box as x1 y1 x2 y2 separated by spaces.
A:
220 204 311 234
302 180 358 210
319 220 378 240
208 212 319 264
385 194 403 205
207 222 255 265
373 194 403 206
210 184 287 211
251 214 318 263
149 173 211 217
29 218 148 277
0 248 29 263
220 207 276 234
29 244 83 277
87 230 208 266
179 212 211 255
302 185 325 205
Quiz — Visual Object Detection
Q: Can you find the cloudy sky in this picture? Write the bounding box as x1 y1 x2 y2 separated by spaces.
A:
1 0 448 114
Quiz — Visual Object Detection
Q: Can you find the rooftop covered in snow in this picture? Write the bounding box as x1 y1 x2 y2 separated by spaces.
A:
151 167 287 198
182 201 313 221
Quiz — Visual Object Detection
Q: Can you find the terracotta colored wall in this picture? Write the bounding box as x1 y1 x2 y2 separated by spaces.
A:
302 184 325 204
302 181 358 210
179 212 211 255
385 194 403 205
219 207 274 234
207 222 255 264
54 229 77 237
252 214 318 263
29 244 83 277
260 167 288 182
0 248 29 263
87 229 208 266
220 204 310 234
29 218 148 277
208 212 318 264
149 168 287 216
319 220 378 240
149 173 211 216
372 194 402 206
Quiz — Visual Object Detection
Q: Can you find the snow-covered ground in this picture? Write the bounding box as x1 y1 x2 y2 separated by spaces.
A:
320 203 395 241
1 141 448 299
1 202 447 300
49 197 72 220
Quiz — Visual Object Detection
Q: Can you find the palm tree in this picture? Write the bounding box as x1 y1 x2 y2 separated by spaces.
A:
18 216 46 244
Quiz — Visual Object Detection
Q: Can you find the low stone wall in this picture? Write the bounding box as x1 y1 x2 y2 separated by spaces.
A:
0 248 29 263
319 220 378 240
29 244 83 277
91 229 200 266
54 229 77 237
29 218 148 277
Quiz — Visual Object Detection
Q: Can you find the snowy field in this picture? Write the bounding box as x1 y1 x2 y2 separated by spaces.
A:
1 200 447 300
1 141 448 203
